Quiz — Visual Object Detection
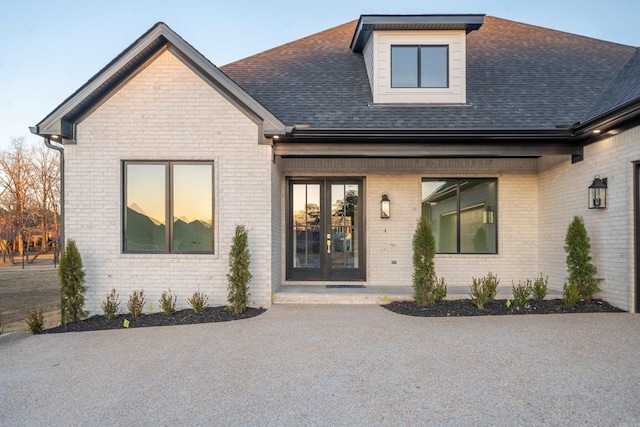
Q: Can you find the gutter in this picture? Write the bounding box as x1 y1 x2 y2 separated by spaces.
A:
31 127 65 251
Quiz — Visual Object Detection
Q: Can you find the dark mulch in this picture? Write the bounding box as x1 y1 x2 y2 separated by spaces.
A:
383 299 625 317
43 306 266 333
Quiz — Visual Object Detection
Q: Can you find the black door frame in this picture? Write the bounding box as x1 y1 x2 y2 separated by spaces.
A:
635 163 640 313
286 177 366 281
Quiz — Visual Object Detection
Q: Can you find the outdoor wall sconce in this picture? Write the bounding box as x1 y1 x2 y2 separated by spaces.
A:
381 193 390 219
483 206 495 224
588 175 607 209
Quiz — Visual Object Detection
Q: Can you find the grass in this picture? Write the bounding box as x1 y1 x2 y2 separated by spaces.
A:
0 256 61 333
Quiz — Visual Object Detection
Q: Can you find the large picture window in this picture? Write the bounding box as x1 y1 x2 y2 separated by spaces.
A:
422 178 497 254
391 45 449 88
124 161 214 253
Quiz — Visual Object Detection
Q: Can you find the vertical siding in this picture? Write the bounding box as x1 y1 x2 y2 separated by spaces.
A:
363 35 375 96
68 50 273 314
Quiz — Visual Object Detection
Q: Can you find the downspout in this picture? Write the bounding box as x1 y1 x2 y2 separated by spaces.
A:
43 138 64 252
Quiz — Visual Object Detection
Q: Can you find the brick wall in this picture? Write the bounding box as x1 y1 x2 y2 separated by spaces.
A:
67 50 273 313
538 127 640 312
281 158 540 289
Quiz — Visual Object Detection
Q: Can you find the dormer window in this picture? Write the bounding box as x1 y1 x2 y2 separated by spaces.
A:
391 45 449 88
350 14 484 105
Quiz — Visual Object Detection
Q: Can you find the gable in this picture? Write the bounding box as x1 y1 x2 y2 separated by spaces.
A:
79 49 257 139
31 23 285 143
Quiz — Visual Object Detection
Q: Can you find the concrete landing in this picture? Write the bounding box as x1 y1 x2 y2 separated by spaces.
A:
272 285 562 305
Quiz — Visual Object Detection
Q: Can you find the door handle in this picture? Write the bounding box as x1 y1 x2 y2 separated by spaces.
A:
326 234 331 254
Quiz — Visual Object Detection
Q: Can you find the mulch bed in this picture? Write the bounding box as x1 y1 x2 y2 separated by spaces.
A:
43 306 266 333
383 299 625 317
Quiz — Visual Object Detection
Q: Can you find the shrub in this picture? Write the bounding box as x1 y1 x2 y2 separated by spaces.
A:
532 274 548 301
412 217 447 305
563 281 581 308
227 225 252 314
512 280 532 309
127 290 145 317
59 239 87 324
188 291 209 313
159 289 177 315
101 289 120 319
564 216 601 301
433 277 448 303
0 310 3 334
26 307 45 334
469 272 499 309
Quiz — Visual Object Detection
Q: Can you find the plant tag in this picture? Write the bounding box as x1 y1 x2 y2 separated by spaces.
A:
123 319 130 328
506 299 511 308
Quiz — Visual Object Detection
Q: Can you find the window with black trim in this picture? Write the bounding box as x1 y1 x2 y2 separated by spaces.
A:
391 45 449 88
422 178 497 254
124 161 214 253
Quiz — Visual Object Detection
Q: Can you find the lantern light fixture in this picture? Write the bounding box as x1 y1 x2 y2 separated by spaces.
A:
381 193 390 219
588 175 607 209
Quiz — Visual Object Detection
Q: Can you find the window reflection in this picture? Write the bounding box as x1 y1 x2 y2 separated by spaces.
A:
422 178 497 254
124 162 214 253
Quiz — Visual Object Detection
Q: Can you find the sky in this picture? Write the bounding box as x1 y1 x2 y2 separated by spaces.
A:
1 0 639 150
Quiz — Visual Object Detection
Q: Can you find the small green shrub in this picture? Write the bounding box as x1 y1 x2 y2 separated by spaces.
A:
563 281 581 308
159 289 177 315
512 280 532 309
26 307 45 334
227 225 252 314
127 290 145 317
188 291 209 314
532 274 548 301
469 272 499 309
411 217 449 306
59 239 87 324
101 289 120 319
433 277 448 303
564 216 601 301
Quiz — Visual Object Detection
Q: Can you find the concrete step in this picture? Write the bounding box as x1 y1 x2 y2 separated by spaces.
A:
272 285 561 305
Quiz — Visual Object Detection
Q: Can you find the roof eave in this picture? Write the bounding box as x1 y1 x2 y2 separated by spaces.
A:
350 14 485 52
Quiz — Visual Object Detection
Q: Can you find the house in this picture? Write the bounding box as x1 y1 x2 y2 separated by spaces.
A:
31 15 640 313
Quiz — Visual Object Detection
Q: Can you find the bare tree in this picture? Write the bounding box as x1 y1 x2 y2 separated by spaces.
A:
0 137 36 261
29 144 60 262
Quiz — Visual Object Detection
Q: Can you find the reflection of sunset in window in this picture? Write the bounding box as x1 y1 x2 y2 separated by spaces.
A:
127 164 166 224
173 164 212 225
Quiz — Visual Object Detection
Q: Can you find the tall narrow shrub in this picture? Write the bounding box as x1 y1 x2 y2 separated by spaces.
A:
412 217 442 305
59 239 87 324
227 225 252 314
564 216 601 301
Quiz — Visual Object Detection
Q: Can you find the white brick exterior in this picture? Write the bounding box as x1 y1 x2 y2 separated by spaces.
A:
280 158 540 287
64 50 639 314
538 127 640 312
67 50 274 314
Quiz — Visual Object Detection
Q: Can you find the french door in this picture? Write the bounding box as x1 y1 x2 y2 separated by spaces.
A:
287 179 365 281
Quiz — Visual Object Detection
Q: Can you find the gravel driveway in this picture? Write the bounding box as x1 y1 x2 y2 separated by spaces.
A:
1 305 639 426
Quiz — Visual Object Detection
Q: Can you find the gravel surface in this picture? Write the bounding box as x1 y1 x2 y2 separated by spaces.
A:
1 305 639 426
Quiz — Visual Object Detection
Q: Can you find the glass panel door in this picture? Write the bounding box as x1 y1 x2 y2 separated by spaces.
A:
330 184 359 269
292 183 321 270
288 179 365 281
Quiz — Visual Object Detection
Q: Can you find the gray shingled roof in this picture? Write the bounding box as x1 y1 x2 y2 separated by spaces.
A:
221 16 637 131
582 48 640 123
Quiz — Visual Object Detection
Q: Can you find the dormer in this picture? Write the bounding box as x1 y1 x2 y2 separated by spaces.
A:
350 15 484 104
